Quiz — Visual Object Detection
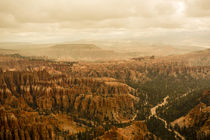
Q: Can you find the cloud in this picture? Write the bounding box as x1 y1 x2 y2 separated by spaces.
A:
0 0 209 47
0 0 179 23
184 0 210 17
0 12 19 28
0 0 185 31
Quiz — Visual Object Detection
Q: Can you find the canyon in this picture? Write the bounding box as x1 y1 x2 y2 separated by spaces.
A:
0 47 209 140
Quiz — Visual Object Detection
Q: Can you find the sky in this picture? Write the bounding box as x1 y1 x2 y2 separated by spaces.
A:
0 0 210 47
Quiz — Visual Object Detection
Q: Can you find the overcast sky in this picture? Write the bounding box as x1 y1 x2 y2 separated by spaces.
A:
0 0 210 47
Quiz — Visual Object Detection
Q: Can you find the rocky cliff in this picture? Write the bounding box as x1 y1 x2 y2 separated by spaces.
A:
171 90 210 140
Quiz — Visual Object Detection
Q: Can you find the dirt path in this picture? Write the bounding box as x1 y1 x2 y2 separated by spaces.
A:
149 96 185 140
113 110 138 124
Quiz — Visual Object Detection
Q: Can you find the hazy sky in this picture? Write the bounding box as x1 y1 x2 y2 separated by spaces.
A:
0 0 210 47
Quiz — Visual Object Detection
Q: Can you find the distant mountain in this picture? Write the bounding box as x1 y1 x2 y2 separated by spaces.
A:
0 48 17 54
51 44 100 50
19 44 129 61
166 48 210 66
0 41 208 62
0 42 52 50
70 40 206 56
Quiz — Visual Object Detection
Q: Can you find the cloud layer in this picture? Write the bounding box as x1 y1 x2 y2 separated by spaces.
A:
0 0 210 47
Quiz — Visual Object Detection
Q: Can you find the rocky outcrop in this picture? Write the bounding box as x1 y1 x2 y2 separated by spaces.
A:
171 90 210 140
0 70 138 123
99 121 157 140
0 51 209 140
0 107 55 140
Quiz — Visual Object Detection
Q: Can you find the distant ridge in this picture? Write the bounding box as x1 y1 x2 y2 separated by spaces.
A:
51 44 100 50
16 43 126 61
0 48 17 54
